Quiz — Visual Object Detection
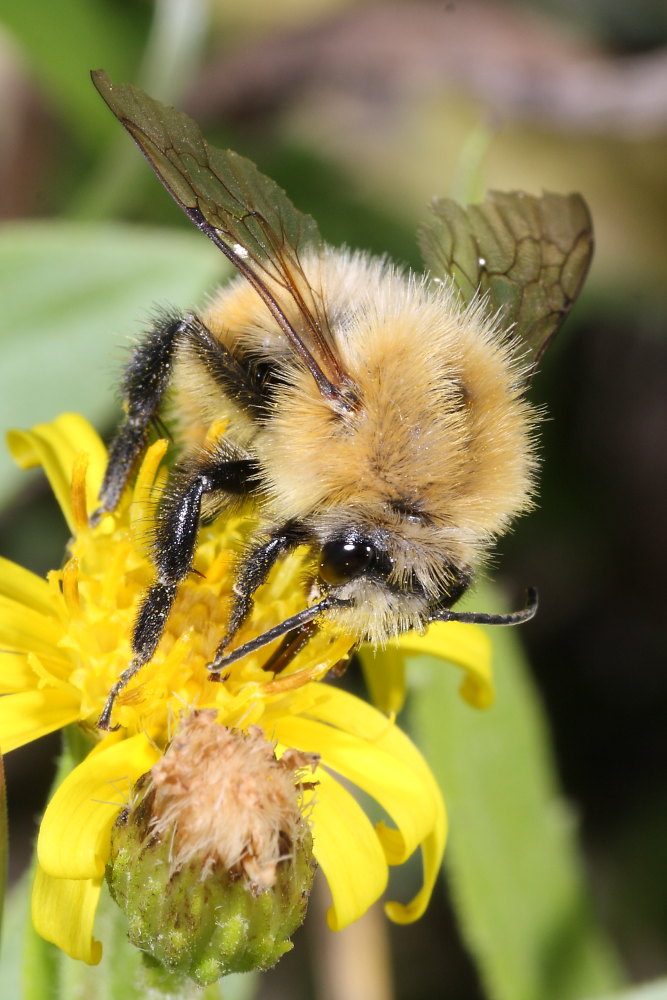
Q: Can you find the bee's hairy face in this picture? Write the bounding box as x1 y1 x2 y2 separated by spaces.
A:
292 509 468 642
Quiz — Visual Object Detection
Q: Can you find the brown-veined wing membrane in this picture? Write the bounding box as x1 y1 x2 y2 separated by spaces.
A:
418 190 593 371
91 70 353 408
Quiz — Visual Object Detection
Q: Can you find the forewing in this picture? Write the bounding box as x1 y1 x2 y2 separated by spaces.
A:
418 190 593 368
91 70 350 401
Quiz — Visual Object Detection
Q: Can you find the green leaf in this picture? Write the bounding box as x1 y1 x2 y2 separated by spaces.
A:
2 0 149 152
0 221 228 507
418 191 593 368
0 754 6 944
591 983 667 1000
409 584 624 1000
0 878 31 999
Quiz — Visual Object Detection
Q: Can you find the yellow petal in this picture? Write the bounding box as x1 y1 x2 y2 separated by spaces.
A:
38 733 161 880
384 822 446 924
130 437 168 535
0 594 65 657
308 768 388 931
0 690 80 753
0 652 39 693
358 644 407 714
0 556 53 616
6 414 106 533
32 864 103 964
395 620 494 709
297 684 448 920
299 684 429 774
0 649 70 694
277 714 435 865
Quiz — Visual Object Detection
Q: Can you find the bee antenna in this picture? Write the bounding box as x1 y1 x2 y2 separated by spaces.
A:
430 586 538 626
208 597 347 671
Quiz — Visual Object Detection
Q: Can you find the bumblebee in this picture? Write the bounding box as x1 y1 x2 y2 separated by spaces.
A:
91 71 593 729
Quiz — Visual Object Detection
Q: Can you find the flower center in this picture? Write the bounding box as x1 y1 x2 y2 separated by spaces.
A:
49 459 352 741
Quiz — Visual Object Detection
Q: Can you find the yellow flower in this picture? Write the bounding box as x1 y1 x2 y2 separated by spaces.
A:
0 414 494 966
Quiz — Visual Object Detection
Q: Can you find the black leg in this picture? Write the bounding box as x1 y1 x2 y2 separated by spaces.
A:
92 311 265 521
134 456 259 662
94 312 184 519
97 455 258 729
214 520 311 655
260 621 319 674
211 621 353 682
97 658 148 731
209 596 344 672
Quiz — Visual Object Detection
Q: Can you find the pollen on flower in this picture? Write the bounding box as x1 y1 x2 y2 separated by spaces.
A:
3 416 453 970
36 435 352 737
147 710 319 888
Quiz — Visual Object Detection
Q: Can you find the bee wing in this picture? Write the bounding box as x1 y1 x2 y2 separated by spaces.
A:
91 70 351 405
418 190 593 369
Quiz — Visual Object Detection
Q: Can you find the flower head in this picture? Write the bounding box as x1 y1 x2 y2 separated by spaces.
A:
0 414 493 968
108 712 319 982
144 711 318 888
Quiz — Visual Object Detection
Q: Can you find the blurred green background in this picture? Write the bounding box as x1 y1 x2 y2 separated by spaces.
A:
0 1 666 998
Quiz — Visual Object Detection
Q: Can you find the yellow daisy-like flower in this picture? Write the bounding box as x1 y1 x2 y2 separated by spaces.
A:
0 414 493 967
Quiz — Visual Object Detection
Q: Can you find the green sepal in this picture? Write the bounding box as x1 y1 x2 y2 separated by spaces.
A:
106 776 316 986
0 728 249 998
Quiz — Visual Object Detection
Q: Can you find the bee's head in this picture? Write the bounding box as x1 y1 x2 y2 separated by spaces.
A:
213 518 535 674
318 532 388 588
314 524 471 642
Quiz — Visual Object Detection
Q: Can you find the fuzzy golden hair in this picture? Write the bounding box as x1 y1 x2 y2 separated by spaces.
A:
173 248 538 641
89 72 593 727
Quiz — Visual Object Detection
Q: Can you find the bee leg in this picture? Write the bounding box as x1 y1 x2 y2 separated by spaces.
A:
212 521 311 659
97 658 148 731
211 620 355 680
93 312 262 522
206 624 317 683
92 312 185 522
260 621 319 674
98 456 257 729
135 457 259 659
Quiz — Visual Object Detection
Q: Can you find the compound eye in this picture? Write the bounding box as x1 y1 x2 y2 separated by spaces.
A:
319 537 374 586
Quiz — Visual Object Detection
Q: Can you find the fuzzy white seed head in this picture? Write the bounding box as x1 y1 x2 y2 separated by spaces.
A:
148 711 318 889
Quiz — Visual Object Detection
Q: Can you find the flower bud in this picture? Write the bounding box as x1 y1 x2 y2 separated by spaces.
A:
106 711 318 985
